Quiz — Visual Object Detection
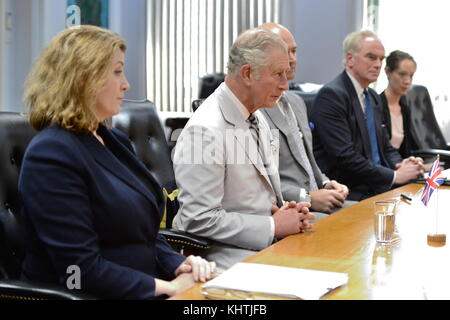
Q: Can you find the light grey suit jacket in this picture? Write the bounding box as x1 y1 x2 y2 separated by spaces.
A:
173 83 284 269
261 91 329 203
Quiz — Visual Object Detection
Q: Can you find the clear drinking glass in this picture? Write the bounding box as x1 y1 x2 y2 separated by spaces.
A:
373 200 397 244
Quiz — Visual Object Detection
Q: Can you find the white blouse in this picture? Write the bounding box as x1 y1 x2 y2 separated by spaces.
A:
390 112 404 149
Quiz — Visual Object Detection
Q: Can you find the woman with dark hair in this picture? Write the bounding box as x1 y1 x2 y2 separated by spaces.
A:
380 50 419 159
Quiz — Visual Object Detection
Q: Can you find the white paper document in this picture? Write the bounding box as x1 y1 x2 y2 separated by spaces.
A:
202 262 348 300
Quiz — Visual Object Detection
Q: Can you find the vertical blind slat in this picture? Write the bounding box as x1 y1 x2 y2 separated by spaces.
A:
147 0 279 112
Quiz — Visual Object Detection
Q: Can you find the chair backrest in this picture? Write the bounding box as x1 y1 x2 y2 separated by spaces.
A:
198 73 225 99
112 100 179 227
405 84 448 150
165 117 189 151
289 82 303 91
0 112 37 279
192 99 204 112
290 90 318 119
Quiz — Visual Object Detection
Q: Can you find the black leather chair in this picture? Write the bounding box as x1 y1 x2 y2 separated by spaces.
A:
405 85 450 166
165 117 189 151
112 100 177 203
198 73 225 99
289 82 303 91
0 112 93 300
192 99 204 112
112 100 211 254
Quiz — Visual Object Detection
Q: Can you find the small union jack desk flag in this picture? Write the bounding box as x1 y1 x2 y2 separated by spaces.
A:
421 157 445 206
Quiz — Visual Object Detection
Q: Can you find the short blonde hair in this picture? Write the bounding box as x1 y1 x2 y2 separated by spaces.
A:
24 25 126 133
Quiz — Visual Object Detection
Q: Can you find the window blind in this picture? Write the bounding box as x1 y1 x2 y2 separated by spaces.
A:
147 0 280 112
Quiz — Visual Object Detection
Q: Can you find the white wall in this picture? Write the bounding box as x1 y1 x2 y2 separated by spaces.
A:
0 0 146 112
0 0 18 112
280 0 363 85
0 0 7 110
376 0 450 142
109 0 147 101
0 0 65 112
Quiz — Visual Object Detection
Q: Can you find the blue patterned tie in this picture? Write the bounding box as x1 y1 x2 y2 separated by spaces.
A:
364 89 381 166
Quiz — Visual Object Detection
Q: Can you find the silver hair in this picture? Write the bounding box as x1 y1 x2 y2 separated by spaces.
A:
227 28 287 78
342 30 380 65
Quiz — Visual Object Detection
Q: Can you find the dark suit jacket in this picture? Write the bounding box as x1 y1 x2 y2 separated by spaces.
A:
310 71 402 200
380 91 419 158
18 124 184 299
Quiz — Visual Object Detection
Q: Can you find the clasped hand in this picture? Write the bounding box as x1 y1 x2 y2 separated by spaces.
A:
174 255 218 282
272 201 315 239
310 180 349 213
157 255 218 297
394 156 425 185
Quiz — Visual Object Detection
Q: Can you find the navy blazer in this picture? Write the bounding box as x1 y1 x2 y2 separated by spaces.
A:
310 71 402 200
18 124 184 299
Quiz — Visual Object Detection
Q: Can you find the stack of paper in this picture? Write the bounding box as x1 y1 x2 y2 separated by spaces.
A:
202 262 348 300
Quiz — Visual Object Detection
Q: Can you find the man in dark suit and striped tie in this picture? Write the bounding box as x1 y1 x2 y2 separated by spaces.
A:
310 30 424 201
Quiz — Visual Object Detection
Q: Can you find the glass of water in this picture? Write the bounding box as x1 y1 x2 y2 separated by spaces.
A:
373 200 397 244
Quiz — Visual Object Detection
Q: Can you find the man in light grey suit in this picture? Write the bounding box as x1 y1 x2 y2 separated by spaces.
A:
260 23 351 216
173 28 315 269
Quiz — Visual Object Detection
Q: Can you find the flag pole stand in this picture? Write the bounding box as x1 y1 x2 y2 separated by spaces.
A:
427 234 446 247
427 158 446 247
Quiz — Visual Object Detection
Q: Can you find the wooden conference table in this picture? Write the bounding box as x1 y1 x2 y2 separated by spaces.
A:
171 183 450 300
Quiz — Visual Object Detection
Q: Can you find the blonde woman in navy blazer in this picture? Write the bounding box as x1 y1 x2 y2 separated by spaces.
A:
19 25 216 299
